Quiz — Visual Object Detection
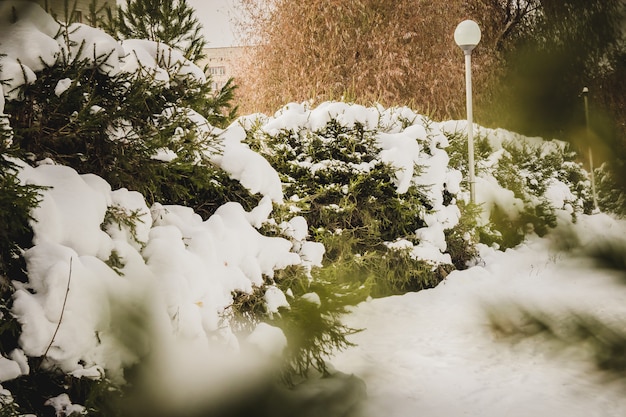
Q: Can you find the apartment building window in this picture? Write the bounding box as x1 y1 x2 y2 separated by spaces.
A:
209 66 226 76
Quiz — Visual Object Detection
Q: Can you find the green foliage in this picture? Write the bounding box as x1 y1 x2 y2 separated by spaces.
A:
444 129 592 250
0 156 42 282
102 0 207 62
445 200 481 270
0 112 12 146
303 228 445 298
103 250 125 276
225 266 364 382
595 162 626 217
265 265 367 381
245 116 457 296
67 377 126 417
445 130 492 179
356 248 443 298
101 205 146 248
201 77 239 129
0 129 37 417
5 29 245 219
1 367 124 417
230 206 370 378
224 220 369 380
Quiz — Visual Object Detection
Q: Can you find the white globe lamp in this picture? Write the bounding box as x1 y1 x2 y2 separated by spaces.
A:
454 19 482 52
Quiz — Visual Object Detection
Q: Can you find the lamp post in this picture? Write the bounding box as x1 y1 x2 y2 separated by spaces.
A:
582 87 599 212
454 19 481 204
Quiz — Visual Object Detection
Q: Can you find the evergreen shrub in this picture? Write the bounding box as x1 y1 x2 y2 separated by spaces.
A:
4 25 244 220
595 162 626 217
2 18 367 406
268 265 367 380
444 128 592 249
245 111 466 297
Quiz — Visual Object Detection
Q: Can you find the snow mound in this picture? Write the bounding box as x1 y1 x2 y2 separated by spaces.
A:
8 163 310 391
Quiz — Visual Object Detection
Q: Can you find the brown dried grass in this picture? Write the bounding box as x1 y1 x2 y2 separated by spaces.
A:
233 0 503 122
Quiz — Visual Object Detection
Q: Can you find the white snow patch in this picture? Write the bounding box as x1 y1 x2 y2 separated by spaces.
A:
246 323 287 356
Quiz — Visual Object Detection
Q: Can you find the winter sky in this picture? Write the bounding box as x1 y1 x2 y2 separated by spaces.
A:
113 0 241 48
187 0 241 48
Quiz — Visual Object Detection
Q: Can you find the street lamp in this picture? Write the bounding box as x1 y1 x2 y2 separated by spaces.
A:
454 19 481 204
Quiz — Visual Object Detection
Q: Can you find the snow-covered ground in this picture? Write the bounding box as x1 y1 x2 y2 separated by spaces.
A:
332 212 626 417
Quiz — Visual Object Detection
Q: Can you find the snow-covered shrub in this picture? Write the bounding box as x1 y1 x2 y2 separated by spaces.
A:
1 2 240 220
0 8 379 414
4 53 245 218
595 162 626 217
443 123 593 249
0 4 358 415
243 102 469 296
0 159 43 416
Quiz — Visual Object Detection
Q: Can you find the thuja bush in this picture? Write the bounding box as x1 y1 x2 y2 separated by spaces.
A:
275 120 430 245
595 162 626 217
246 111 463 296
6 61 249 219
445 128 593 249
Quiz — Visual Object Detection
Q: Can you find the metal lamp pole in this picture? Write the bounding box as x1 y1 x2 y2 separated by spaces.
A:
454 20 481 205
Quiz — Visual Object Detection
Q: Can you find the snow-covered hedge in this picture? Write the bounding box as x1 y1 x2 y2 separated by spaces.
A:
239 102 594 279
0 3 328 414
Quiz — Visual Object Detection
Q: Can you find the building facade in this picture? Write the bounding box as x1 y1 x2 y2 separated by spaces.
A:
199 46 247 91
